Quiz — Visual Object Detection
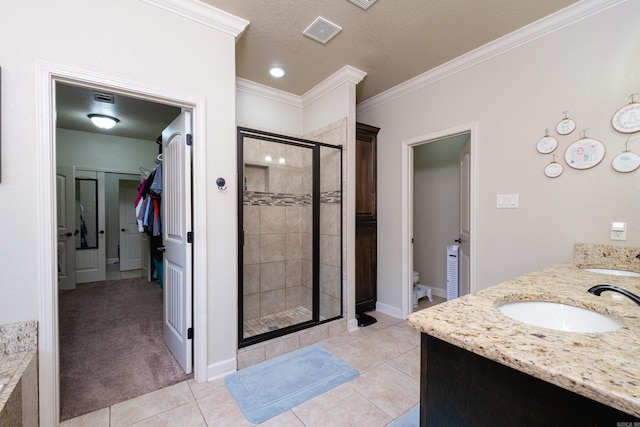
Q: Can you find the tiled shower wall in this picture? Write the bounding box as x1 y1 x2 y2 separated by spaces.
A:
241 121 345 327
243 139 313 322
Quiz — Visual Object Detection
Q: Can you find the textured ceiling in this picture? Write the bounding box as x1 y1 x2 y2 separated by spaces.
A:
203 0 578 102
56 0 579 140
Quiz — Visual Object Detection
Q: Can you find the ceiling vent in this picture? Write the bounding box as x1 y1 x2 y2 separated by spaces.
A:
348 0 377 10
93 91 115 104
303 17 342 44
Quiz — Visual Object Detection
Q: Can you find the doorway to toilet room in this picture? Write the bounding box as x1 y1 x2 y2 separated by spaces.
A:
42 68 207 424
403 125 476 318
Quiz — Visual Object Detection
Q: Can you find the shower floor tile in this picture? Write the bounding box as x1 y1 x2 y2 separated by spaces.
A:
243 306 312 338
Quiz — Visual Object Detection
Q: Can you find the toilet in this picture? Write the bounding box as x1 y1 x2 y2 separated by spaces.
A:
413 270 433 308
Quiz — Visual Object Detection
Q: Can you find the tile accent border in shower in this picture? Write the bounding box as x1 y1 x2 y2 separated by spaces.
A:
244 191 341 206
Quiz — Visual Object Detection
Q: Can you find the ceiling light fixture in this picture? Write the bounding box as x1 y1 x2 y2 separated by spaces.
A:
88 114 119 129
269 66 286 78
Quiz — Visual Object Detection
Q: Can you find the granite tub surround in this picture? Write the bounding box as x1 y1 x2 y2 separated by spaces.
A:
574 242 640 272
0 320 38 426
406 263 640 418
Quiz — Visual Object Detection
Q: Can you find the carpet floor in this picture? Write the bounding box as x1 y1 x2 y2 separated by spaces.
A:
58 277 191 421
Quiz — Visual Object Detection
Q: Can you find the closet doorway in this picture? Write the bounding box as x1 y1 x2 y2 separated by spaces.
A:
38 63 208 425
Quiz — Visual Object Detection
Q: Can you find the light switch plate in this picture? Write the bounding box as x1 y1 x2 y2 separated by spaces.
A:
496 194 519 208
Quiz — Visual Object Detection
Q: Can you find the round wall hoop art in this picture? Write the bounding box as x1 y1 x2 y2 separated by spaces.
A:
564 138 605 170
536 135 558 154
556 117 576 135
544 162 563 178
611 102 640 134
612 151 640 173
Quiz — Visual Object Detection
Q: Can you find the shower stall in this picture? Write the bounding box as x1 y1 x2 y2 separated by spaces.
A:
237 127 343 347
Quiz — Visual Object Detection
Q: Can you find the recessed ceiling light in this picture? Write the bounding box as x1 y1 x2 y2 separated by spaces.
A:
269 66 286 78
88 114 119 129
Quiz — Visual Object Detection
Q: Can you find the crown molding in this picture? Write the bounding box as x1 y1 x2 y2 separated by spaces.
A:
357 0 629 114
140 0 249 38
302 65 367 107
237 65 367 109
236 78 303 108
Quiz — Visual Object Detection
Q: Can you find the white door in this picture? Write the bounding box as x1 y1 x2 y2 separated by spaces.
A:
458 139 471 296
75 171 106 283
162 111 193 373
119 180 143 271
57 166 76 291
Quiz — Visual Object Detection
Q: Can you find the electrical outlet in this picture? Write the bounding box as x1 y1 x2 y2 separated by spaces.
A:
610 222 626 241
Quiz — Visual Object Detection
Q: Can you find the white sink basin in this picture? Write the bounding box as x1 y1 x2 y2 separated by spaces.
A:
584 268 640 277
497 301 621 333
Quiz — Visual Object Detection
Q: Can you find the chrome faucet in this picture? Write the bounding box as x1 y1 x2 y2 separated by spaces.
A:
588 284 640 306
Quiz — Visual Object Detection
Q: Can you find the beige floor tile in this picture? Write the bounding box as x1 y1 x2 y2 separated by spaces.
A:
187 377 227 400
128 402 206 427
256 410 305 426
59 407 109 427
316 334 349 350
196 388 252 426
351 329 416 361
365 311 404 328
328 342 384 373
388 347 421 381
110 382 194 427
292 383 392 427
348 363 419 418
384 321 421 347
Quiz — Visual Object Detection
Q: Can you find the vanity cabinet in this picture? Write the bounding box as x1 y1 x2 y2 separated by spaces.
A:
355 123 379 314
420 334 638 426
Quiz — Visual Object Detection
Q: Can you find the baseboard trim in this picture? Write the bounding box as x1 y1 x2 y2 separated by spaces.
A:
207 357 237 381
375 302 403 319
347 318 359 331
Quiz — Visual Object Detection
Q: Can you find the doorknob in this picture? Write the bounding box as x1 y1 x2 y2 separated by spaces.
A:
121 228 126 232
99 230 105 234
455 238 463 243
59 232 72 237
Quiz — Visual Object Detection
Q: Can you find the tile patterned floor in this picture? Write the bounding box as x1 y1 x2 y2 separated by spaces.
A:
59 310 434 427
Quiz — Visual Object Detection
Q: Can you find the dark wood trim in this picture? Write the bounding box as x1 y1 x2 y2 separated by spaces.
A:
355 123 380 314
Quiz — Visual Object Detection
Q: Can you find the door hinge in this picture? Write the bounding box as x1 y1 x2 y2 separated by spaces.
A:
186 134 193 146
187 327 193 340
187 231 193 243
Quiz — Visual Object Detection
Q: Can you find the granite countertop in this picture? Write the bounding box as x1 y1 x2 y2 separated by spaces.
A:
0 350 36 411
0 320 38 414
407 260 640 418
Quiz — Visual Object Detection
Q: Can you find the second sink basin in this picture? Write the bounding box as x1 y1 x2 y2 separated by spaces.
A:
584 268 640 277
497 301 622 333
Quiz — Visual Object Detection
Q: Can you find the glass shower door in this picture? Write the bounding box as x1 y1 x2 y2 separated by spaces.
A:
238 128 343 347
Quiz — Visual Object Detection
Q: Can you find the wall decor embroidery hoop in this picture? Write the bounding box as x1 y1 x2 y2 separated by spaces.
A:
612 137 640 173
611 95 640 134
536 129 558 154
544 155 563 178
556 111 576 135
564 133 605 170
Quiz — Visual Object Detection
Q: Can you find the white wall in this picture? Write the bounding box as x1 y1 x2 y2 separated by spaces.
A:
0 1 240 419
236 80 303 135
358 1 640 312
57 129 158 172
